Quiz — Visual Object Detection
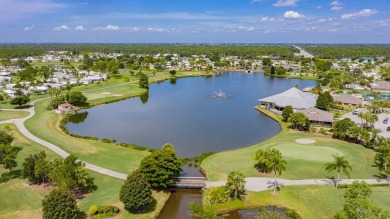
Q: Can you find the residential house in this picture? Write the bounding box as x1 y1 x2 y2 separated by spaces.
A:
297 107 334 126
333 95 364 108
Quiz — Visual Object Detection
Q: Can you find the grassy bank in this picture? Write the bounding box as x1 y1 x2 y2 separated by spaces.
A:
203 185 390 219
202 107 379 181
0 124 168 219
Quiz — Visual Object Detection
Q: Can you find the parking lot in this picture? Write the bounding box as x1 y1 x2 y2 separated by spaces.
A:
341 109 390 138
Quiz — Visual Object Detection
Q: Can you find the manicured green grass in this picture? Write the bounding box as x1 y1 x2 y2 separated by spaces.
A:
24 99 148 174
204 185 390 219
0 124 168 219
0 110 29 121
202 131 379 181
0 124 60 218
80 171 170 219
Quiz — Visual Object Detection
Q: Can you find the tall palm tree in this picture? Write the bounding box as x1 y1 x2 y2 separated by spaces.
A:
375 145 390 172
267 149 287 194
225 171 246 199
325 154 352 187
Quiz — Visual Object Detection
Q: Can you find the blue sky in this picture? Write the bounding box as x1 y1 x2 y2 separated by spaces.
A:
0 0 389 43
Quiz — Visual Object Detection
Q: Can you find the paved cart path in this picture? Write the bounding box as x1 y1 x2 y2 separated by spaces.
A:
1 98 389 190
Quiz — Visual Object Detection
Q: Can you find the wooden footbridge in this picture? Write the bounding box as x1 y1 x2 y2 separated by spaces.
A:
171 177 207 189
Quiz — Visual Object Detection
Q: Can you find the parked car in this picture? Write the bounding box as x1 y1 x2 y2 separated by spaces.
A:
384 118 389 124
387 126 390 131
352 110 359 115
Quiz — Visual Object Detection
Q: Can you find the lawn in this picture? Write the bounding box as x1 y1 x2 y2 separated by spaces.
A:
0 124 168 219
24 99 148 174
204 185 390 219
202 131 380 181
0 110 29 121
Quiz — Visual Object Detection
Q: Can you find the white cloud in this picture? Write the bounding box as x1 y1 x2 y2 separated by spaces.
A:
264 30 271 34
23 25 34 31
273 0 299 7
317 19 327 23
328 29 338 32
54 25 70 31
341 9 378 19
75 25 84 31
284 11 305 19
238 26 255 31
147 27 166 32
94 25 119 31
330 1 343 11
250 0 263 3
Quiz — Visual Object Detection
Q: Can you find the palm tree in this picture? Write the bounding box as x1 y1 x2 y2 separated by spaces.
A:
225 171 246 199
325 154 352 187
267 149 287 194
375 145 390 172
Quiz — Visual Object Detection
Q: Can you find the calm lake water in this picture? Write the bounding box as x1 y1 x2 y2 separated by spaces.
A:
66 72 316 219
66 72 316 158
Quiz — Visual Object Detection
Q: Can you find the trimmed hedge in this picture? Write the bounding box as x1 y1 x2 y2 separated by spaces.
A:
337 183 389 189
89 205 120 218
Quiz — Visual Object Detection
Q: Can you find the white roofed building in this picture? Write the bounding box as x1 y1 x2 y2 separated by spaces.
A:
258 87 318 111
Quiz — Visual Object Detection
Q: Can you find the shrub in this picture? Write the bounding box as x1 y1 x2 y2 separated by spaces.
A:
188 202 216 219
282 106 293 122
89 205 98 215
42 189 82 219
319 128 328 135
310 126 317 133
286 209 302 219
207 186 230 205
101 138 113 143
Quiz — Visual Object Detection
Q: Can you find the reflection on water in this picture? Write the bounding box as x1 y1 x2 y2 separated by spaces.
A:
67 111 88 124
157 189 202 219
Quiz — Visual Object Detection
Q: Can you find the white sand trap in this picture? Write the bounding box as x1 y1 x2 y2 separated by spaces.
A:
101 92 110 95
112 94 123 97
295 138 316 144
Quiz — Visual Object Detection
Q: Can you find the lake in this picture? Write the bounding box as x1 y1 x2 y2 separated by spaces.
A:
66 72 316 158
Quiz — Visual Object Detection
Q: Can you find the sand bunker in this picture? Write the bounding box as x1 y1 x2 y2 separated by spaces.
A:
101 92 110 95
112 94 123 97
295 138 316 144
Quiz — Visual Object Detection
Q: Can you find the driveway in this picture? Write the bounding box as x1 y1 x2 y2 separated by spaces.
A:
341 109 390 138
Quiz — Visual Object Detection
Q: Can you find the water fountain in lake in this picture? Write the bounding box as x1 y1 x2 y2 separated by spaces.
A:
211 89 230 99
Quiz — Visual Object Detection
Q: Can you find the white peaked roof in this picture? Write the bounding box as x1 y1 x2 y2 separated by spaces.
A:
258 87 318 109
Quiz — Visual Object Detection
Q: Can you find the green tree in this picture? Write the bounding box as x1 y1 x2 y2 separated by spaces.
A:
375 144 390 172
0 144 21 171
333 181 390 219
282 106 293 122
34 158 51 187
22 151 47 184
289 112 310 131
325 154 352 187
42 189 82 219
262 58 272 66
267 149 287 194
67 91 87 106
316 91 334 111
49 155 94 195
10 95 30 107
0 130 14 145
225 171 246 199
207 186 230 205
169 70 177 77
333 118 356 140
162 143 175 152
270 66 276 75
139 149 182 189
138 72 149 89
119 170 154 213
0 94 4 102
